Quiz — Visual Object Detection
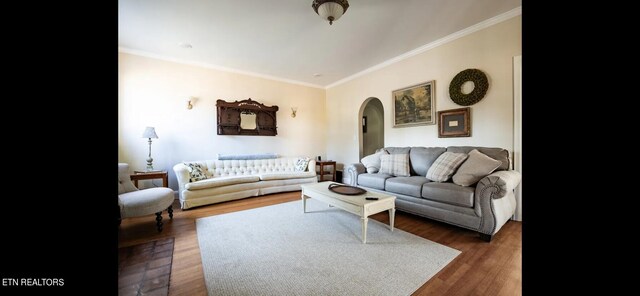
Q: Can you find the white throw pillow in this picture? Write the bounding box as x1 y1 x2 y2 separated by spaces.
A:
184 162 208 182
452 149 502 186
426 152 468 182
360 149 389 173
379 154 410 177
294 157 310 172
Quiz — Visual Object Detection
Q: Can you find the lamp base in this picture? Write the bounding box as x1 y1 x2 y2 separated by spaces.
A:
146 157 154 171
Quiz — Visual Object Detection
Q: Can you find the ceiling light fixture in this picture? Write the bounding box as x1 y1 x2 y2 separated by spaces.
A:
312 0 349 25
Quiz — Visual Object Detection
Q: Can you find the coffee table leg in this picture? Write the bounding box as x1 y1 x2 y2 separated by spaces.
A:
389 208 395 231
301 193 307 213
361 217 368 244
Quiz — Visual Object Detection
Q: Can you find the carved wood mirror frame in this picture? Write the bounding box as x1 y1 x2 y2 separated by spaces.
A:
216 98 278 136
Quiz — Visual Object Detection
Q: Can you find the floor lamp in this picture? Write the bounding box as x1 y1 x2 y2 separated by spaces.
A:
142 127 158 171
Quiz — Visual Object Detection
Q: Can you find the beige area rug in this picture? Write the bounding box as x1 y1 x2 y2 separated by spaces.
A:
118 237 174 296
196 199 460 295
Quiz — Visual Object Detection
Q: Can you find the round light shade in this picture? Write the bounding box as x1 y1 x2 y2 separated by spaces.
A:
318 2 344 22
312 0 349 25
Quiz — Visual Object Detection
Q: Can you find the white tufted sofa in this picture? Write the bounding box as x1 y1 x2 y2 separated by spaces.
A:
173 158 317 209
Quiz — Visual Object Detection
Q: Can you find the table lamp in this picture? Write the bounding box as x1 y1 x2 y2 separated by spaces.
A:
142 127 158 171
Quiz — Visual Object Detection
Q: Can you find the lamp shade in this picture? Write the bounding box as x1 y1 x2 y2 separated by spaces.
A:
142 127 158 139
312 0 349 25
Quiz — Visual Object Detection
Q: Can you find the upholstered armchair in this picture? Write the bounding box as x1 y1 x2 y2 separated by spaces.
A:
118 163 174 232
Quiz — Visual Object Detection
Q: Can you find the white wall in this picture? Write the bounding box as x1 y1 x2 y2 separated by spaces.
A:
118 53 326 191
326 16 521 166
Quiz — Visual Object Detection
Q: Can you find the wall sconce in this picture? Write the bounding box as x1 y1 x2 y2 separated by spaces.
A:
291 107 298 118
186 97 195 110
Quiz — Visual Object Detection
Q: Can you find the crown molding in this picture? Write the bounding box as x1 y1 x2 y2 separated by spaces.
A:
119 6 520 90
118 47 325 90
325 6 522 89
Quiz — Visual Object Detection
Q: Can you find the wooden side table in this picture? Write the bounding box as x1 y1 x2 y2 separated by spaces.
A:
131 170 169 188
315 161 336 182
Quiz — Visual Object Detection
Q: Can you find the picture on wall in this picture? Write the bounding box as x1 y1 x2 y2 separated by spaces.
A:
392 80 435 127
438 107 471 137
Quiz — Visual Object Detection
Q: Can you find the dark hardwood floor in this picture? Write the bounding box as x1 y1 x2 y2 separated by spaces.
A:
118 191 522 296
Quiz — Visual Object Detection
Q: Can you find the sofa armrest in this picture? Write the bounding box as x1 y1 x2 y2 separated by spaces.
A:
475 170 522 235
476 170 521 200
344 163 366 186
172 163 192 195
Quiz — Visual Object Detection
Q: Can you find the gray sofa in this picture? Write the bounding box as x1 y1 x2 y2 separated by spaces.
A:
344 146 521 242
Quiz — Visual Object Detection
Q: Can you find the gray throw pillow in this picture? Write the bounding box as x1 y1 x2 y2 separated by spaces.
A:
379 153 410 177
360 149 389 173
452 149 502 186
426 152 468 182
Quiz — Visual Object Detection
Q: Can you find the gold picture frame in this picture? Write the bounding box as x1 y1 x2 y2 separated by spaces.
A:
438 107 471 137
392 80 435 127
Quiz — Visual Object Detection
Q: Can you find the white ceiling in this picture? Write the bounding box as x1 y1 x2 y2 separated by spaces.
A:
118 0 521 88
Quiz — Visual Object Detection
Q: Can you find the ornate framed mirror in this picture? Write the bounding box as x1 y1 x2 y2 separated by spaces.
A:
216 98 278 136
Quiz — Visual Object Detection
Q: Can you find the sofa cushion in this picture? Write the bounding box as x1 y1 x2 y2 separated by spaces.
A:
119 187 175 218
361 149 389 173
259 171 316 181
385 176 431 198
409 147 446 176
422 183 475 208
185 175 260 190
357 173 393 190
452 149 502 186
426 152 468 182
446 146 510 171
184 162 208 182
379 154 410 177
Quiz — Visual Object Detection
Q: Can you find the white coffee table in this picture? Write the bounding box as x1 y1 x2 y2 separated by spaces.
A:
300 182 396 243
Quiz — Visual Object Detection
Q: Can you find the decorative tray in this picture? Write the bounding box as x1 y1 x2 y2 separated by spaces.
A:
328 183 366 195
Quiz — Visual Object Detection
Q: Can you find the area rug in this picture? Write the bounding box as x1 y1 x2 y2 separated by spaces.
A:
118 237 174 296
196 199 460 295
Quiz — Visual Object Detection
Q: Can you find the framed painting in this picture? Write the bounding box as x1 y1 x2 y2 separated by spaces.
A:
392 80 435 127
438 107 471 137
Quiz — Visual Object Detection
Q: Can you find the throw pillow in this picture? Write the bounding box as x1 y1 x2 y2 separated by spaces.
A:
360 149 389 173
452 149 502 186
426 152 468 182
294 157 310 172
379 154 410 177
184 162 207 182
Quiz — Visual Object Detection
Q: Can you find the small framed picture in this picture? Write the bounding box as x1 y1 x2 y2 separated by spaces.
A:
438 107 471 137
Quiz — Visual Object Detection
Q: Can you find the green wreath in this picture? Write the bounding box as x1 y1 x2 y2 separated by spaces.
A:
449 69 489 106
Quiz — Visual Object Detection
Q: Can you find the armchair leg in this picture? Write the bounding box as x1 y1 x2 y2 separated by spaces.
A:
168 205 173 219
155 212 163 232
479 233 493 242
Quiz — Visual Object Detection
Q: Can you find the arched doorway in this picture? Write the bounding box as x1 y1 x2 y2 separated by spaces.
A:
358 97 384 159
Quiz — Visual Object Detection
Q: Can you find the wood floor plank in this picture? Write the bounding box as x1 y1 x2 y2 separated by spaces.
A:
118 191 521 295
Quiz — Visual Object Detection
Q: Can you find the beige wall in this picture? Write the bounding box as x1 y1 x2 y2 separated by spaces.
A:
326 16 521 166
118 53 326 190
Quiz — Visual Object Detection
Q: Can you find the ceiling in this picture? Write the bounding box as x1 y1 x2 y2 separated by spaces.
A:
118 0 521 88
